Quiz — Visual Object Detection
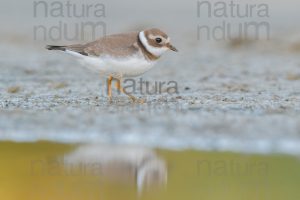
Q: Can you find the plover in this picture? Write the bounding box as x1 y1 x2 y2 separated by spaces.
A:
46 28 177 102
65 145 167 193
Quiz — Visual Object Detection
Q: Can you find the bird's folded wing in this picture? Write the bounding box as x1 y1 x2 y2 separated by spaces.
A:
67 32 140 57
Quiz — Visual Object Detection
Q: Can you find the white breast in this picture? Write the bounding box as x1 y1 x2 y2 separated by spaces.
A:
66 50 156 78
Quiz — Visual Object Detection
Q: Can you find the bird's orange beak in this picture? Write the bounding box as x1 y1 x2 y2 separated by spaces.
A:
166 43 178 52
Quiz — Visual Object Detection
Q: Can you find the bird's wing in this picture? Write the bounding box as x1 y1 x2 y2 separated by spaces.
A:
66 32 140 57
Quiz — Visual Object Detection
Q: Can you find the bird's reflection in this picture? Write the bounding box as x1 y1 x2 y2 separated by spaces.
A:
64 144 167 193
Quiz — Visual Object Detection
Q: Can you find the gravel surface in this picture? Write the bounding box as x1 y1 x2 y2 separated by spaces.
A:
0 39 300 155
1 0 300 155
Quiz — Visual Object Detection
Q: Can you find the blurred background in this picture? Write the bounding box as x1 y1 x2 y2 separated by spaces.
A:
0 0 300 199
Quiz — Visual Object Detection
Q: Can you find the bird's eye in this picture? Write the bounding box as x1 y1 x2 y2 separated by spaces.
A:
155 38 162 43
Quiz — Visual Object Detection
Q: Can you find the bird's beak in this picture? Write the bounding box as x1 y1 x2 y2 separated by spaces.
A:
166 43 178 52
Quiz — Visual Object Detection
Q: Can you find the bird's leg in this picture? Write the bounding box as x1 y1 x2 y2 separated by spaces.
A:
115 78 145 103
107 76 113 102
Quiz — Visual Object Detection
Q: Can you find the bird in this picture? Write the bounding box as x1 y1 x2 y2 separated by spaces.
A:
46 28 178 103
64 145 167 193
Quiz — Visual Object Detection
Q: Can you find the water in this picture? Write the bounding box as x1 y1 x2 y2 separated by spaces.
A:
1 142 300 200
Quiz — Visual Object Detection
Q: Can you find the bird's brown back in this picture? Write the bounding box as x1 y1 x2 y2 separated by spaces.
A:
67 32 140 57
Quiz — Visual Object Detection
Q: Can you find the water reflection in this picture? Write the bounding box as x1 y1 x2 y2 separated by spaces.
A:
64 144 167 193
2 142 300 200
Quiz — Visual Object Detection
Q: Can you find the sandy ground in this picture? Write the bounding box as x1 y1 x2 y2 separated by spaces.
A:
0 37 300 155
0 0 300 155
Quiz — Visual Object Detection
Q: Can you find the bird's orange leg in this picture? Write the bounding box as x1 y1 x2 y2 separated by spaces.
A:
107 76 113 102
115 78 137 102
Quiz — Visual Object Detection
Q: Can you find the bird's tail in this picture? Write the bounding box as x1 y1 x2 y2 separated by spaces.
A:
46 45 67 51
